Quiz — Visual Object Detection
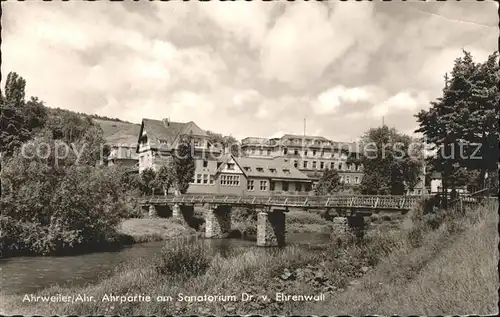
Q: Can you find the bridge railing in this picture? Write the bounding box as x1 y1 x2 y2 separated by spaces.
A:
140 193 427 210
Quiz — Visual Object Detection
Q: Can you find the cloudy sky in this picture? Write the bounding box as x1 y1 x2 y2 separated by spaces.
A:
2 0 498 141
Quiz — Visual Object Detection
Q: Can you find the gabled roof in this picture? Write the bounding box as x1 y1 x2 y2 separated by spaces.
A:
136 118 208 151
217 155 311 181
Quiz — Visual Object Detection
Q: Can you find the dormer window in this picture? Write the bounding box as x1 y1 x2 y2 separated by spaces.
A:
159 139 168 145
283 169 290 174
257 167 264 172
270 168 277 174
244 166 251 172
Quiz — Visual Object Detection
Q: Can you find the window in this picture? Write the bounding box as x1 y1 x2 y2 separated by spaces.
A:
294 149 299 155
294 160 298 168
338 163 342 170
244 166 251 172
283 148 288 155
270 181 275 191
340 176 344 183
257 167 264 172
260 180 268 191
203 160 208 168
320 161 324 169
159 139 168 145
354 176 359 184
209 175 215 185
227 163 235 170
194 139 201 147
296 182 302 192
304 150 308 156
320 150 324 157
282 182 289 191
190 177 195 184
270 168 277 174
356 164 360 171
303 161 308 169
313 150 317 156
283 169 290 174
247 180 255 191
220 174 240 186
312 161 317 169
267 149 271 155
203 174 208 184
346 176 350 184
331 162 335 169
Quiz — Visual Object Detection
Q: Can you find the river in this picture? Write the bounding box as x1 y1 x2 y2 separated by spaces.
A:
0 232 330 295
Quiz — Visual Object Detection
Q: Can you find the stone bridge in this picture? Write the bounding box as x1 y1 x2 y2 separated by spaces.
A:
139 194 429 247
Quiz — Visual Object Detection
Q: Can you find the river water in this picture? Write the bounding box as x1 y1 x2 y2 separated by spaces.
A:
0 233 330 295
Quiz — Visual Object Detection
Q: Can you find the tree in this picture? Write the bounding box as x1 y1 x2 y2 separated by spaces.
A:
156 162 174 196
358 125 423 195
206 130 240 156
0 72 31 156
416 50 499 200
171 136 196 194
140 168 157 195
314 168 342 195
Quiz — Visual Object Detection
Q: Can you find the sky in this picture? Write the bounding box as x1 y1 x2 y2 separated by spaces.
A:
2 0 498 141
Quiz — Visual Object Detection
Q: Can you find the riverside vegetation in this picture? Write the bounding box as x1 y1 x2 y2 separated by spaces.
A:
1 200 496 315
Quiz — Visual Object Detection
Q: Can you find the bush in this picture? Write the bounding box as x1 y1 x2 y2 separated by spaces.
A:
154 238 211 279
0 145 128 256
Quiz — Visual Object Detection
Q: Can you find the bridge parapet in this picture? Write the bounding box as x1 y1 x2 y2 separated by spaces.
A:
139 194 426 211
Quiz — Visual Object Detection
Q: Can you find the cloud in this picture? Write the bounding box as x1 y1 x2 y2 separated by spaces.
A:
311 86 381 115
260 1 384 89
372 92 430 118
1 1 496 143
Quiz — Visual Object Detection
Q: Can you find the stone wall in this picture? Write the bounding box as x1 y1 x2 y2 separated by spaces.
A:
257 210 286 247
205 205 232 238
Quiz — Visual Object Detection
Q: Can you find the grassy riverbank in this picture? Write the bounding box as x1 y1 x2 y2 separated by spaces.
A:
118 218 200 243
2 201 496 315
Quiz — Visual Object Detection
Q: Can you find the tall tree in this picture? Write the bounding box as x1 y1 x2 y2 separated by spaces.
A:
0 72 31 156
314 168 342 195
156 162 174 196
358 125 423 195
206 130 240 156
140 168 157 195
416 50 499 198
171 136 196 194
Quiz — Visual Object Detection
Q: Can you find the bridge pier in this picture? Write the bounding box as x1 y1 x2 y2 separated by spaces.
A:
332 216 348 233
172 203 181 219
257 208 286 247
347 214 366 239
148 205 157 218
205 205 232 238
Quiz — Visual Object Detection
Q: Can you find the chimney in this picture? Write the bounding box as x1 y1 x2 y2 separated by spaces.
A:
162 117 170 127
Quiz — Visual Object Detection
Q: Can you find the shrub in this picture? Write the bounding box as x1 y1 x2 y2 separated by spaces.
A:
154 238 211 279
0 145 126 256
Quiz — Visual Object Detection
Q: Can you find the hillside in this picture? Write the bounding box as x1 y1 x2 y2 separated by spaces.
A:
93 119 141 146
303 200 499 315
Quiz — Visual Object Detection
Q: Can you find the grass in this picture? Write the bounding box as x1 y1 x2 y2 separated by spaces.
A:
2 201 496 315
118 218 200 243
301 200 499 315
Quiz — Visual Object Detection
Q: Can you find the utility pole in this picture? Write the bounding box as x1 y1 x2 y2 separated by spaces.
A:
302 118 306 163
